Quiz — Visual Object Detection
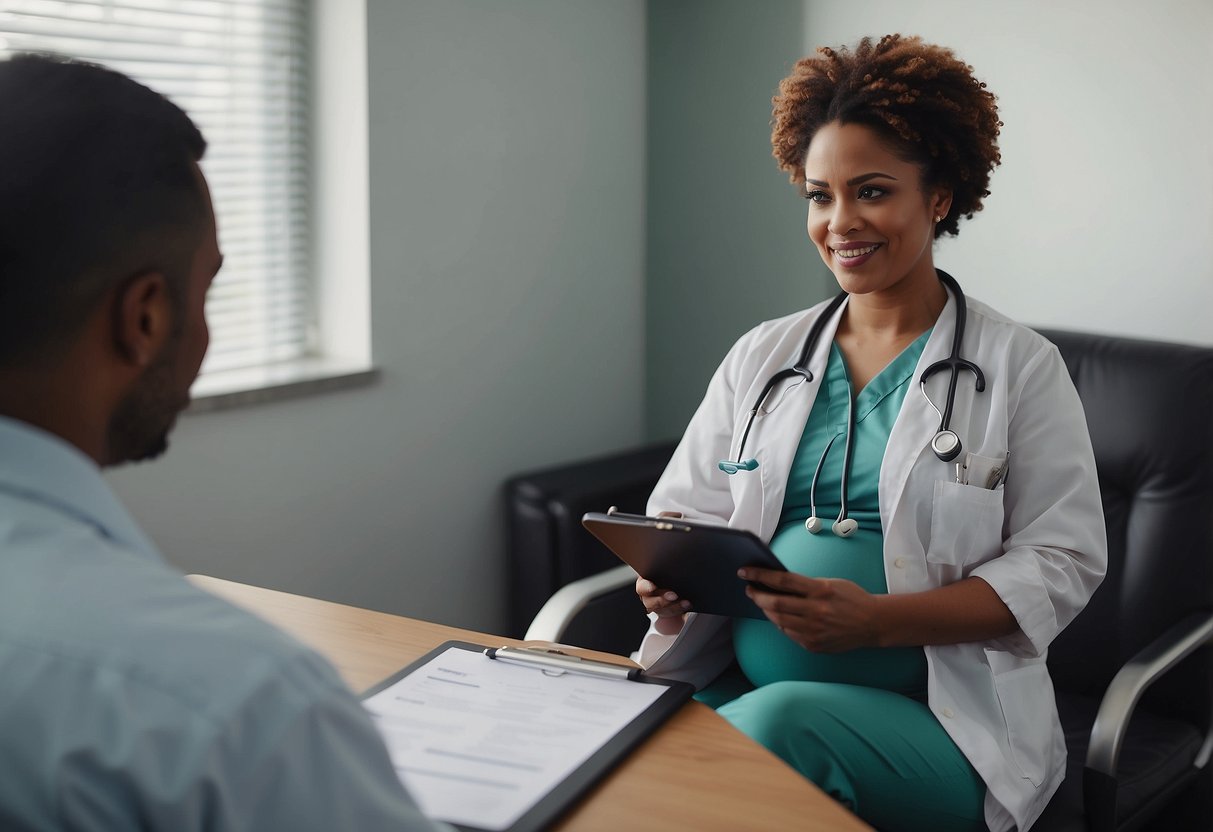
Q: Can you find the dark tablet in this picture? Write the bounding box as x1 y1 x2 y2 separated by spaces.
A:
582 512 787 619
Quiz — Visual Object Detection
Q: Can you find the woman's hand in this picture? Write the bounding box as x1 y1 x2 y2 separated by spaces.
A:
740 567 1020 650
739 567 881 652
635 576 692 635
634 510 692 636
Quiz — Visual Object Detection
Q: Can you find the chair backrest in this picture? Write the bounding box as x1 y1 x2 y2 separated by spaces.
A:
1039 328 1213 727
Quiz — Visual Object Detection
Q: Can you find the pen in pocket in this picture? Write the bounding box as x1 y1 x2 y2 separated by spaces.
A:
955 454 1009 488
984 456 1009 489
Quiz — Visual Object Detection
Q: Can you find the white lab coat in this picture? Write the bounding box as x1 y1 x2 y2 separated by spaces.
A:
637 288 1107 832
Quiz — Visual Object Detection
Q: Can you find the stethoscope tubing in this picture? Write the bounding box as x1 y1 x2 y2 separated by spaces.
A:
732 291 848 466
917 271 986 438
721 269 983 474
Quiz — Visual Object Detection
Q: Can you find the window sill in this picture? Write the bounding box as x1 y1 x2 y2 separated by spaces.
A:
187 358 380 414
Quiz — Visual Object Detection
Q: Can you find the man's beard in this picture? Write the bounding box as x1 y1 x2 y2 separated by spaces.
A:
106 339 190 466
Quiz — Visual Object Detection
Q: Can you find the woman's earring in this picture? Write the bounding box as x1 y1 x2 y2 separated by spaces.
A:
934 216 942 223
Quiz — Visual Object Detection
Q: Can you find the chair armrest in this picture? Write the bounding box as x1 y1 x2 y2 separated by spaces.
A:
1087 610 1213 776
524 564 637 642
1083 611 1213 832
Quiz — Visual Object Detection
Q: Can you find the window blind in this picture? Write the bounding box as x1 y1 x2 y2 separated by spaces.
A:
0 0 312 376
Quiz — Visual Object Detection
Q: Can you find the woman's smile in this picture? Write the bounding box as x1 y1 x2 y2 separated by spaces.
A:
830 242 883 268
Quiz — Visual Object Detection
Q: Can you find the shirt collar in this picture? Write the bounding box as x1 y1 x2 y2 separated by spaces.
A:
0 416 162 561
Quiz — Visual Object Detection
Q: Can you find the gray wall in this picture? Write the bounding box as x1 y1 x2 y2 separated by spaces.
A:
105 0 647 634
644 0 833 442
103 1 1212 636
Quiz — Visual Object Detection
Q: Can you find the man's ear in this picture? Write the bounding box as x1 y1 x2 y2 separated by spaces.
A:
113 271 173 368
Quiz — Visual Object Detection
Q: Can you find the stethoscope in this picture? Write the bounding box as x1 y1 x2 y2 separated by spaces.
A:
717 270 985 538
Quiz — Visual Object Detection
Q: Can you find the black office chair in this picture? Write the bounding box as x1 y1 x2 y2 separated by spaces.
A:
506 329 1213 832
1029 330 1213 832
505 443 672 652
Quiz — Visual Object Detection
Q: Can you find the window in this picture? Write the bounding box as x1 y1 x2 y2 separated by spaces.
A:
0 0 314 381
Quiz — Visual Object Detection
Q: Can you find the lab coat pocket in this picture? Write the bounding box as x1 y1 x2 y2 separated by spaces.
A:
925 479 1005 567
988 659 1053 786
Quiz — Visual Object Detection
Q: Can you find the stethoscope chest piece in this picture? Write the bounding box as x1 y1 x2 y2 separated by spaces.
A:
918 270 985 464
931 430 963 462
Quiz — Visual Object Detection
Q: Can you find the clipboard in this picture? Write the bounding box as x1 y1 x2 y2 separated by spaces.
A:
361 640 693 832
582 510 788 619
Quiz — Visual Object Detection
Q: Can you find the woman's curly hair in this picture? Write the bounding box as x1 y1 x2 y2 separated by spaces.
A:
771 35 1001 238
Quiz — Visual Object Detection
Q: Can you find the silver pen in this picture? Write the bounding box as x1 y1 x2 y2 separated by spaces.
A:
484 646 640 681
984 455 1010 489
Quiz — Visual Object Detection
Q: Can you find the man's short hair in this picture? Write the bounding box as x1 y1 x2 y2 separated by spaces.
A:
0 53 208 365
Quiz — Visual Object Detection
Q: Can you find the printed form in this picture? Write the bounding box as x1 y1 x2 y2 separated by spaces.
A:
363 647 666 830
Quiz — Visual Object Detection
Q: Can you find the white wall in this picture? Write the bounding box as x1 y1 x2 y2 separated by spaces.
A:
105 0 648 634
804 0 1213 345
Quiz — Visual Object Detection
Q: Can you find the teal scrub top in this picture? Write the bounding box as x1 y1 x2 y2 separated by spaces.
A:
733 330 932 697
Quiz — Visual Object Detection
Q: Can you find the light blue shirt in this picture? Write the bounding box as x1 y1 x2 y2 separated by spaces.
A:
0 417 448 832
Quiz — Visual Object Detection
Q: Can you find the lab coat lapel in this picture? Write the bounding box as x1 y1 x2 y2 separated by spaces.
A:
881 287 959 539
750 297 847 542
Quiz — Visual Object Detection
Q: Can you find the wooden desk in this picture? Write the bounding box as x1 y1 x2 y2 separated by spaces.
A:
190 576 870 832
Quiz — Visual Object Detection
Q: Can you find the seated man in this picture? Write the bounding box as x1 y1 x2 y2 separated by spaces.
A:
0 54 448 831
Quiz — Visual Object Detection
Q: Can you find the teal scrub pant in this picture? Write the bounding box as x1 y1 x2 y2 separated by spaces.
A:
699 673 987 832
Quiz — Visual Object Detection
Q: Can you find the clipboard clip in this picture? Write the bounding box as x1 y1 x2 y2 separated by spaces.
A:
605 506 691 532
484 646 642 682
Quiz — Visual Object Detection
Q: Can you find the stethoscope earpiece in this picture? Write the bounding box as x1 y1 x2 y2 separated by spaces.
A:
805 514 858 537
804 415 860 537
833 518 859 538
